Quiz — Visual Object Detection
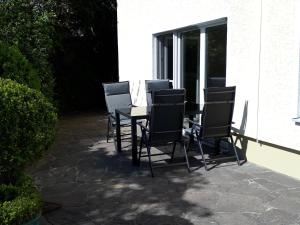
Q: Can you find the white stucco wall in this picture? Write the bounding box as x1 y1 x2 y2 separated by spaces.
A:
117 0 300 151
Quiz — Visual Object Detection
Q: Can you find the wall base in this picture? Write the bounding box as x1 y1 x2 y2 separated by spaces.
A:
234 134 300 181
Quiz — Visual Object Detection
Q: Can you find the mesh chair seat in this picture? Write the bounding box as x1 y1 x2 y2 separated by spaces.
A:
186 86 241 171
138 89 190 177
110 116 144 126
111 118 131 126
145 80 171 106
102 81 134 144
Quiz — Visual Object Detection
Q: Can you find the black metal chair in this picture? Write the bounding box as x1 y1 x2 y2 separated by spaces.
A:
145 79 171 106
102 81 132 143
138 89 190 177
187 86 241 171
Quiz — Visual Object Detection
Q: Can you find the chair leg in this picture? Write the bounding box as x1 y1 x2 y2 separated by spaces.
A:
170 142 177 162
186 141 191 153
182 142 191 172
138 135 144 162
112 123 118 151
146 144 154 177
230 135 241 166
197 138 208 171
106 117 110 142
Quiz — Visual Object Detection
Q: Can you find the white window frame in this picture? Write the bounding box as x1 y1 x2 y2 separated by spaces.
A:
298 36 300 118
295 0 300 124
293 17 300 125
295 47 300 125
153 18 227 105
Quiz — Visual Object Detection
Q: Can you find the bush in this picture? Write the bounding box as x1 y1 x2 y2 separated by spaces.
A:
0 79 57 183
0 42 40 90
0 174 41 225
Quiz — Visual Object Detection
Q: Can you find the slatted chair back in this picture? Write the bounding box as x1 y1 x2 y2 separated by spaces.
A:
102 81 132 116
145 80 171 106
200 86 236 138
149 89 185 144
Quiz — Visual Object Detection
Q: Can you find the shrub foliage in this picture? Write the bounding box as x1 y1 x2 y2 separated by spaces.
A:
0 42 40 90
0 79 57 183
0 174 41 225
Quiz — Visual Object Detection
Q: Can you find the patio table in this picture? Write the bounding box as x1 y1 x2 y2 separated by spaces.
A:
115 103 203 166
115 106 150 166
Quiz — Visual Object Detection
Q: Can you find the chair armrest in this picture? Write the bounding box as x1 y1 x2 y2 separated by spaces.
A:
188 118 196 124
138 122 150 132
187 118 201 126
108 113 115 119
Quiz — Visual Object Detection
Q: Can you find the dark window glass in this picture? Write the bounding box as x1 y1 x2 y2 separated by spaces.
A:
182 30 200 103
206 24 227 88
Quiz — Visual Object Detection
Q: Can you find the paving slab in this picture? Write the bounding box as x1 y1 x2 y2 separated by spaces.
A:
30 112 300 225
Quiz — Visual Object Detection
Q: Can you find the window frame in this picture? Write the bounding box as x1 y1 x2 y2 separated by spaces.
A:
153 18 227 104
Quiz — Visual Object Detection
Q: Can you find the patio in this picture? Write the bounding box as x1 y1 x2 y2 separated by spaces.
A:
31 112 300 225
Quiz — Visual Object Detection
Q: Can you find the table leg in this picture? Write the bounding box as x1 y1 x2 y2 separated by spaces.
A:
116 111 121 152
188 114 195 143
188 115 194 128
131 117 139 166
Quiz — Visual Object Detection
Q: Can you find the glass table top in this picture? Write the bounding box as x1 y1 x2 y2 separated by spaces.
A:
115 103 203 119
115 106 150 119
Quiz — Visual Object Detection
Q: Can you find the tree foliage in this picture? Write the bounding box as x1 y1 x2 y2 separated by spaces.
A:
0 0 118 110
53 0 118 111
0 0 57 99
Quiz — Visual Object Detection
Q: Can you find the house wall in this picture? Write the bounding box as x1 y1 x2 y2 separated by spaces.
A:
117 0 300 179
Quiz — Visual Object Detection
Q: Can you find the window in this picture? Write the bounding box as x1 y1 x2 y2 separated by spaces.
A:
154 19 227 104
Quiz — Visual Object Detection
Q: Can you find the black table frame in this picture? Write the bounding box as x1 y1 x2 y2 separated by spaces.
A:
115 107 149 166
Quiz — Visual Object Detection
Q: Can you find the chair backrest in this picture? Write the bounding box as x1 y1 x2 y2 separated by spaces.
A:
102 81 132 116
207 76 226 88
149 89 185 144
145 79 171 106
200 86 236 138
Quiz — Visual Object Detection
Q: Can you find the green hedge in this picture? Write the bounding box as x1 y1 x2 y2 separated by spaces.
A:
0 174 41 225
0 79 57 183
0 42 40 90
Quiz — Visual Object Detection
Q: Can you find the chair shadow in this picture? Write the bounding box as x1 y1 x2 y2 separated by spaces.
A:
145 139 244 173
232 100 249 165
184 141 245 171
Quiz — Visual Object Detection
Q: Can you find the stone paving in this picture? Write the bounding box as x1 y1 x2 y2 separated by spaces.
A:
30 112 300 225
